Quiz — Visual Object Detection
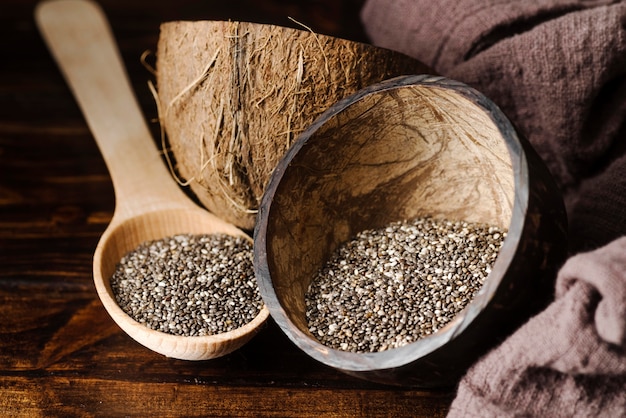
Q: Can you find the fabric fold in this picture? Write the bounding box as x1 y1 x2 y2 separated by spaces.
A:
447 238 626 417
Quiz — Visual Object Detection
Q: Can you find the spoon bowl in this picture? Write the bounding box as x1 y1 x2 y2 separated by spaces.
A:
94 208 268 360
36 0 269 360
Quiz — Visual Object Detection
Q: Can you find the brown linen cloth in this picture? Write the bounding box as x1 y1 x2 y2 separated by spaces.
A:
361 0 626 416
448 238 626 417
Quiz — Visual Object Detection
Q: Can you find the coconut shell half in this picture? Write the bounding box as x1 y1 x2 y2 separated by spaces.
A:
156 20 430 230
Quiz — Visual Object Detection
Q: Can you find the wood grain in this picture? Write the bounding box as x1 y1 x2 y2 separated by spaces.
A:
0 0 455 416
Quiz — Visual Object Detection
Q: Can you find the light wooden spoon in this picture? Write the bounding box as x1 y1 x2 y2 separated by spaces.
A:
35 0 269 360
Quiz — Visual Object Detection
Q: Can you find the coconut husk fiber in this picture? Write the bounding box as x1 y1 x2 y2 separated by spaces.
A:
155 20 431 230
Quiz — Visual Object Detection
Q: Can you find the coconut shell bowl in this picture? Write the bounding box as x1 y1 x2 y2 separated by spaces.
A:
254 75 568 388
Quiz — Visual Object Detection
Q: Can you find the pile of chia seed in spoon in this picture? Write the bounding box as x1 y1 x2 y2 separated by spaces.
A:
110 233 263 336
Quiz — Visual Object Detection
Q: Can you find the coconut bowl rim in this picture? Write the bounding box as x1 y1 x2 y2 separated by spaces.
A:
253 74 527 372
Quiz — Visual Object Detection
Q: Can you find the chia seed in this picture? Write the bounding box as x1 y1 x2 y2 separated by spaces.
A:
305 217 507 353
110 233 263 337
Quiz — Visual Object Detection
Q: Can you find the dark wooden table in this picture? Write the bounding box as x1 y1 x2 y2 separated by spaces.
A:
0 1 455 415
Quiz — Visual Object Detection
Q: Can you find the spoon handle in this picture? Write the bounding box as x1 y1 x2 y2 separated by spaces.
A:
35 0 191 217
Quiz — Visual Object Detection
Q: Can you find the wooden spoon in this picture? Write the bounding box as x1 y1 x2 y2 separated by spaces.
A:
35 0 269 360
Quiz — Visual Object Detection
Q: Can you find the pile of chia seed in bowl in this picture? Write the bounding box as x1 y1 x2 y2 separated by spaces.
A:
110 233 263 337
305 217 507 353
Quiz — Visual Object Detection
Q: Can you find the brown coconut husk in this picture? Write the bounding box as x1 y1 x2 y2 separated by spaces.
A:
155 20 431 230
